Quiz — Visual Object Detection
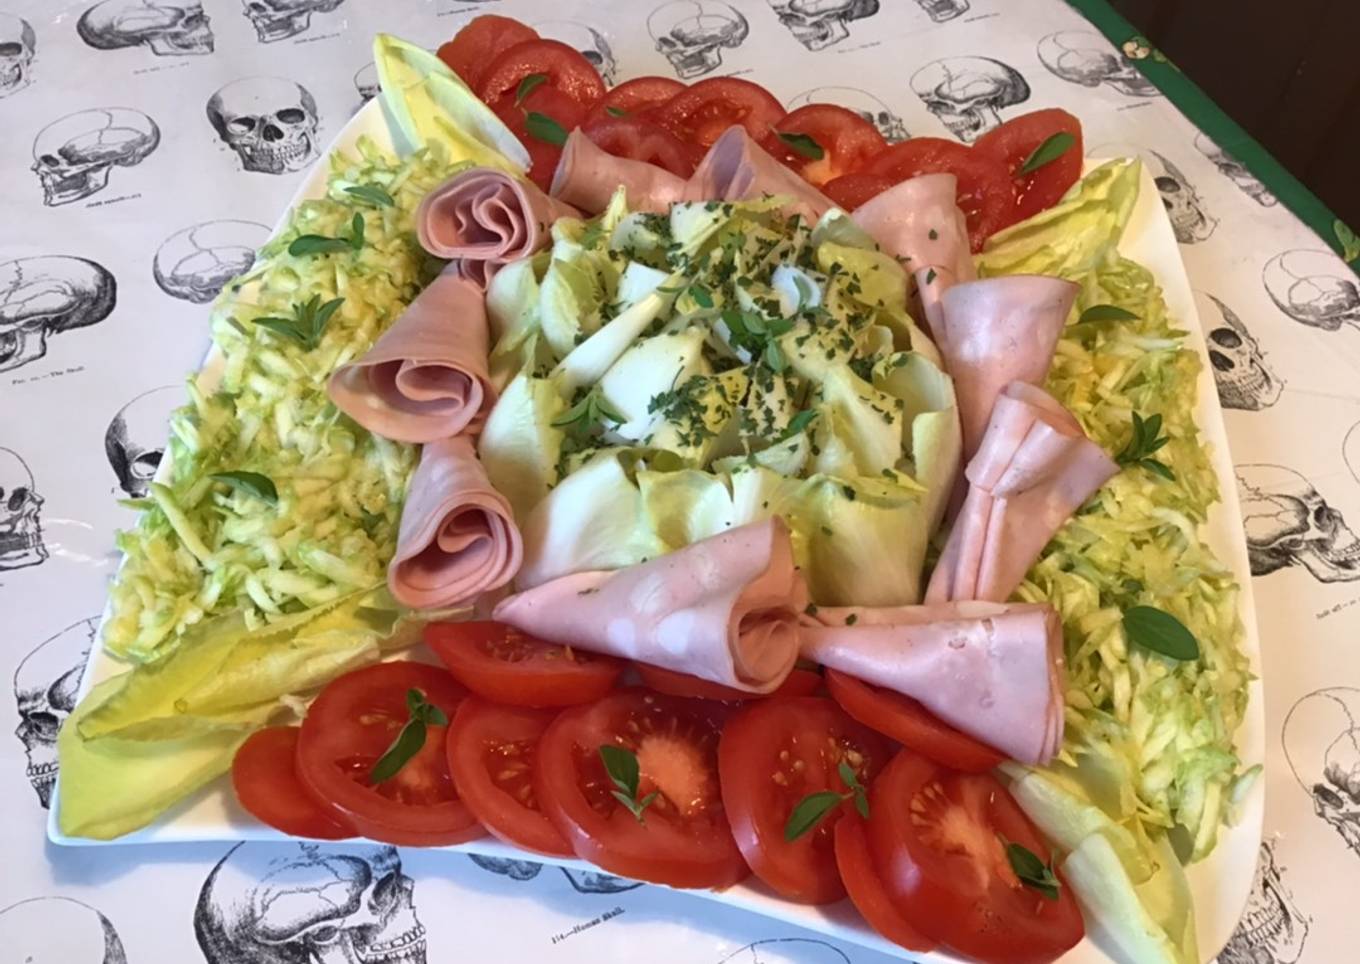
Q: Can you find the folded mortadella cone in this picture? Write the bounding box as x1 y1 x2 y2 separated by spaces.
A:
803 600 1066 764
684 126 834 223
417 167 581 269
493 518 806 693
328 268 493 443
388 435 522 610
550 130 688 215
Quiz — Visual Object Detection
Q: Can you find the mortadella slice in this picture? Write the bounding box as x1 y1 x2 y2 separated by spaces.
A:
328 267 493 443
803 600 1065 764
926 381 1119 605
494 518 806 693
685 126 834 224
388 435 522 610
550 129 687 215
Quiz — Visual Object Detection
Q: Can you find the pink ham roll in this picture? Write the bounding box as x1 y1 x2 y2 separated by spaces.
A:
803 600 1066 764
926 382 1118 605
388 435 522 610
494 518 806 694
550 129 688 215
685 126 834 224
328 267 493 444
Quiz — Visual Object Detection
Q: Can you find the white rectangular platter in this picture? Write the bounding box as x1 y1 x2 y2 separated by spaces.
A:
50 97 1265 964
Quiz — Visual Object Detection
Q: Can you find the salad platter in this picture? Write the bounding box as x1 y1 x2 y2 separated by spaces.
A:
50 20 1263 964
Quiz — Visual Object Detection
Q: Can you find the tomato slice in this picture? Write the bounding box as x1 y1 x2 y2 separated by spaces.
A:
636 663 821 702
651 77 786 150
867 751 1085 963
822 172 894 211
295 661 483 846
490 85 585 192
826 668 1003 773
535 688 747 889
584 75 687 127
767 105 887 187
476 39 606 109
861 138 1014 251
582 116 702 177
425 620 623 708
974 108 1084 227
719 697 890 903
446 698 573 857
436 15 539 88
834 814 936 952
231 726 355 840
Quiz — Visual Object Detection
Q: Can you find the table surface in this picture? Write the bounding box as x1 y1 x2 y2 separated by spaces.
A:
1 2 1356 963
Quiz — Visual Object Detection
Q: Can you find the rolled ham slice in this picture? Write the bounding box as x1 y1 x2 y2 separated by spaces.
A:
493 518 806 693
388 435 522 610
328 267 493 443
803 601 1065 764
550 130 687 215
685 126 834 223
926 381 1119 605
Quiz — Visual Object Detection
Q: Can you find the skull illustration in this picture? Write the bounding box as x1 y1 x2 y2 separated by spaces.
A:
789 85 908 141
207 77 319 175
648 1 748 79
914 0 968 22
13 618 94 808
1237 463 1360 582
0 447 46 571
242 0 344 44
0 897 126 964
1283 688 1360 860
154 219 267 303
0 13 36 96
106 386 179 497
1218 841 1309 964
1263 249 1360 332
1196 289 1282 411
911 56 1030 142
1145 149 1215 243
534 21 616 86
1038 30 1159 98
767 0 879 52
196 841 428 964
560 868 644 893
719 939 850 964
353 61 378 105
0 256 117 372
77 0 214 56
468 855 543 880
1194 132 1277 207
31 107 161 206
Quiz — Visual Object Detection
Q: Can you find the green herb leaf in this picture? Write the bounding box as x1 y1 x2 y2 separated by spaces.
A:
1117 411 1173 477
689 284 714 309
551 388 626 434
349 212 365 251
369 719 426 784
605 105 628 117
784 791 844 842
853 788 870 819
1076 304 1139 325
1140 458 1176 482
837 760 862 793
288 234 352 256
776 130 824 161
406 687 448 726
1003 840 1061 900
1123 605 1200 661
225 317 250 337
516 73 548 106
1336 218 1360 263
344 184 395 208
1019 131 1076 175
599 744 640 798
780 409 819 441
210 471 278 505
762 339 788 374
525 111 568 146
251 316 309 344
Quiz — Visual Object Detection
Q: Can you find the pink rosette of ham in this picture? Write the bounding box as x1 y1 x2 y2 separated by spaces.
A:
550 129 688 215
684 126 834 224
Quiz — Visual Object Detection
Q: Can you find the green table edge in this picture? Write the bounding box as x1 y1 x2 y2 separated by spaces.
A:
1066 0 1360 270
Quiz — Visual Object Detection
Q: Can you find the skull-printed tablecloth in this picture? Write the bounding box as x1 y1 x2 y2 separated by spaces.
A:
1 2 1355 962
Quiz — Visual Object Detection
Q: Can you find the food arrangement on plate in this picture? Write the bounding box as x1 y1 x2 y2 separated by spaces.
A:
53 16 1261 964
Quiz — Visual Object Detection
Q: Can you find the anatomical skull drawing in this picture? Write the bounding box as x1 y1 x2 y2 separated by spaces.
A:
1038 30 1159 97
1218 841 1309 964
0 13 37 97
1238 463 1360 582
207 77 319 175
0 447 48 572
1195 132 1277 207
77 0 214 56
31 107 161 205
153 219 266 303
1144 149 1216 244
106 385 180 498
767 0 879 52
242 0 344 44
0 897 127 964
911 56 1030 142
13 618 94 808
788 86 908 142
0 255 117 373
648 1 748 79
1284 688 1360 862
1263 249 1360 333
1196 289 1282 411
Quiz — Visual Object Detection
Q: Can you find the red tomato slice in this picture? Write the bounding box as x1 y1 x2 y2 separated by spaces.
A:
231 726 355 840
834 814 936 952
826 669 1003 773
582 117 702 177
636 663 821 702
719 697 890 904
425 621 623 708
823 172 895 211
446 698 572 857
535 688 747 889
650 77 786 150
974 108 1084 227
491 85 585 191
295 661 483 847
861 138 1014 251
584 75 687 127
767 104 887 187
436 15 539 88
476 39 606 109
867 751 1085 963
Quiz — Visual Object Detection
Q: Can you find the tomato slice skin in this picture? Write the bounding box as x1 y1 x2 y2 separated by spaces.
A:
822 172 894 211
767 104 887 187
295 661 483 847
582 117 702 177
425 621 623 708
651 77 786 150
446 698 572 857
584 75 687 127
719 697 890 904
826 668 1003 773
476 38 606 109
490 85 586 192
231 726 355 840
834 813 936 952
436 15 539 88
867 751 1085 963
534 688 748 889
636 663 821 702
974 108 1084 227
